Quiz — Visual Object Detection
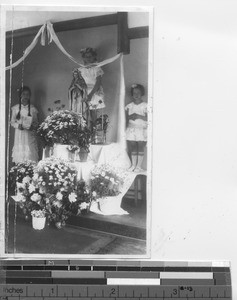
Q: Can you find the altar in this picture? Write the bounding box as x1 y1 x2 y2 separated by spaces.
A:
42 142 146 216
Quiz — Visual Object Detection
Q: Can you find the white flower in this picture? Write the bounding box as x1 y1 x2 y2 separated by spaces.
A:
68 192 77 203
22 176 31 185
49 175 53 180
43 123 49 130
56 192 63 200
53 200 62 208
92 191 97 197
16 182 25 191
13 193 26 202
110 177 115 184
39 186 46 194
105 176 109 180
101 172 105 177
28 184 36 193
31 193 42 202
31 209 45 218
42 181 46 186
79 202 88 210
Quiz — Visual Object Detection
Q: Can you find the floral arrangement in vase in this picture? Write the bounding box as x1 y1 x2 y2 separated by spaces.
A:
12 157 91 229
37 110 91 151
8 161 36 195
90 164 125 200
12 178 47 221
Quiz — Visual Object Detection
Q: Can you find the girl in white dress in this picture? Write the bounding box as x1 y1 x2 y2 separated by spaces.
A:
76 47 105 125
11 86 39 163
125 84 147 172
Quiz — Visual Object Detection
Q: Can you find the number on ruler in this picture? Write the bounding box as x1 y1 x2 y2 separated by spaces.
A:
110 288 116 296
172 288 178 296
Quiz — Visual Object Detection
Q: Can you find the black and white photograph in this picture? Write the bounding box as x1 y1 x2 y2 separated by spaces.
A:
0 5 152 256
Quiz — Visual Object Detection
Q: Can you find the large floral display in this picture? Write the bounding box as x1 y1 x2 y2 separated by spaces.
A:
37 110 91 160
10 108 127 230
12 158 91 229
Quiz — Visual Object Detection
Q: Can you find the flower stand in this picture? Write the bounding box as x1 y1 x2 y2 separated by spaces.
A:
32 216 46 230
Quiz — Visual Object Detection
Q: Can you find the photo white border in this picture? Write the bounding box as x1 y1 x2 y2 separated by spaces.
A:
0 4 153 259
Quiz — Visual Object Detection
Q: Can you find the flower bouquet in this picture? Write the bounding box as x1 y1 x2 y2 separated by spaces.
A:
37 109 91 150
90 164 125 199
46 180 91 228
11 157 92 229
12 178 47 222
9 161 36 195
90 164 127 215
34 157 91 228
34 157 78 194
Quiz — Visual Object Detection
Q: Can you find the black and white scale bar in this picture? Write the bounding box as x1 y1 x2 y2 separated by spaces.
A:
0 284 232 298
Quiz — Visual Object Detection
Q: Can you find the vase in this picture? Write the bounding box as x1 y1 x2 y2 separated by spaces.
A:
32 216 46 230
53 143 72 161
97 195 129 215
79 148 89 162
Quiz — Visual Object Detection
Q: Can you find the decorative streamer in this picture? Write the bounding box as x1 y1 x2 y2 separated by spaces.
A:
5 24 46 71
5 6 15 253
5 21 122 71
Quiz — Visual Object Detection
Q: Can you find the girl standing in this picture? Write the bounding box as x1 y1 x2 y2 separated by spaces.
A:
125 84 147 172
76 47 105 125
11 86 39 163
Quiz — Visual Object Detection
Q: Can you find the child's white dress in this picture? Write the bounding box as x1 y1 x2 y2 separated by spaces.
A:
125 102 148 141
11 104 39 163
77 66 105 110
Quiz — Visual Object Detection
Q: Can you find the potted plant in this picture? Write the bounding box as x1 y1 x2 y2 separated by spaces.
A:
90 164 126 214
37 110 92 161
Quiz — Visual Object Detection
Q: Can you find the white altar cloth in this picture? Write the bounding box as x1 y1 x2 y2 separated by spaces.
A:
89 143 131 169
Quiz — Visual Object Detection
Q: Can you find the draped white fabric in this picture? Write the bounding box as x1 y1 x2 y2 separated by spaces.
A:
6 21 121 70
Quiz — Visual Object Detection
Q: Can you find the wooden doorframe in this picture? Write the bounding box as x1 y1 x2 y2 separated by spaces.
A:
6 12 149 54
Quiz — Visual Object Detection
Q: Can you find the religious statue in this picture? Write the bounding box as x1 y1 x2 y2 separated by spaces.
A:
68 68 88 118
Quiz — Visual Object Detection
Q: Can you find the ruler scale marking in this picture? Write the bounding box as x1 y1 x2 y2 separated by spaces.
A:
0 261 232 299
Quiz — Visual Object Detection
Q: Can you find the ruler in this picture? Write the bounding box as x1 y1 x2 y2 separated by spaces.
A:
0 260 232 299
